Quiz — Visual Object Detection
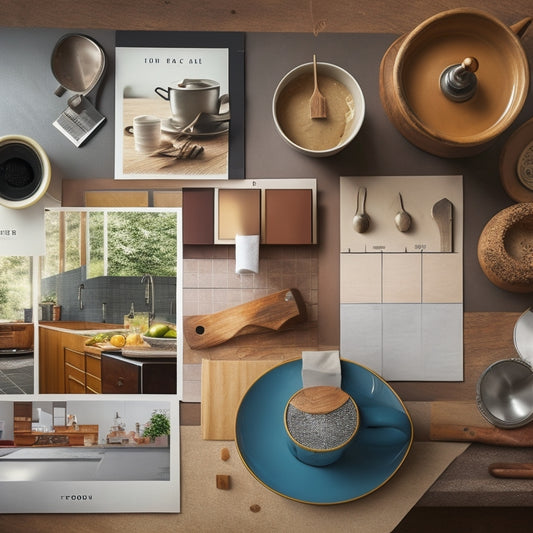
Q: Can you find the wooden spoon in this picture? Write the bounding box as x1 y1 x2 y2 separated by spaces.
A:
310 54 327 119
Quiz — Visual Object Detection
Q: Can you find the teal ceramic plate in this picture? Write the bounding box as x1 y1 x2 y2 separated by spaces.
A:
235 358 413 505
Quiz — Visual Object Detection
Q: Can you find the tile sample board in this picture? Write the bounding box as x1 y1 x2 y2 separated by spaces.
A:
340 176 463 381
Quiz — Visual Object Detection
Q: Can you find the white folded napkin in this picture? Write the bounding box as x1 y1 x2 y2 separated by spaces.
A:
235 234 259 274
301 350 342 388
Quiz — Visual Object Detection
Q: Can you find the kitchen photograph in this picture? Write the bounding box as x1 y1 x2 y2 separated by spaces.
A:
1 0 533 531
0 399 171 481
0 398 179 514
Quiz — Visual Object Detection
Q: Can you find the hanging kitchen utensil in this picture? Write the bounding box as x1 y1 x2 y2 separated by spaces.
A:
432 197 453 252
394 193 412 232
50 33 107 147
352 186 370 233
183 288 306 349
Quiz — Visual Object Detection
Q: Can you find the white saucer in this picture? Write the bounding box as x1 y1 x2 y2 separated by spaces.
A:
161 118 229 137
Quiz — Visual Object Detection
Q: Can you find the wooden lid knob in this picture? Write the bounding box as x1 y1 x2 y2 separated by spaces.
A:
289 386 351 415
461 57 479 73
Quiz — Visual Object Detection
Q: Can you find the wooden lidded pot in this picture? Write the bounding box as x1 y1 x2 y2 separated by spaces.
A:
379 8 531 158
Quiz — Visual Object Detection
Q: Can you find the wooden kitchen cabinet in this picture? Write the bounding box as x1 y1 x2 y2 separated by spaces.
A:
39 326 64 393
65 348 86 393
0 323 33 349
40 326 103 394
64 346 103 394
85 351 102 393
13 402 32 440
13 401 98 447
101 352 176 394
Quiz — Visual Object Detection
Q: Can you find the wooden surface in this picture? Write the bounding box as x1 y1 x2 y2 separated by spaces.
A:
3 0 533 530
121 98 228 177
1 0 531 37
201 359 281 439
289 386 350 414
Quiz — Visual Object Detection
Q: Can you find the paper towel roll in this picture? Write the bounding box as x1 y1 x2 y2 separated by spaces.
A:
235 234 259 274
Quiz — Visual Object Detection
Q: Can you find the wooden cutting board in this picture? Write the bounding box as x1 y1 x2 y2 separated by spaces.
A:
185 288 306 350
201 359 283 440
430 401 490 427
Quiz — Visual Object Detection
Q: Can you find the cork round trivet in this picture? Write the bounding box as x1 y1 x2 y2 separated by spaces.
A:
478 202 533 292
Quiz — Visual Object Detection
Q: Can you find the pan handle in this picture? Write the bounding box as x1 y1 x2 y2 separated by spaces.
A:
154 87 170 100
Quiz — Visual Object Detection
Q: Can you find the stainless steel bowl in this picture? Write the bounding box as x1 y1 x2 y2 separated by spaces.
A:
476 358 533 428
513 307 533 365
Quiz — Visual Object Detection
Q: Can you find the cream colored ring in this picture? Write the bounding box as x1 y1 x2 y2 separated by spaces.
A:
0 134 51 209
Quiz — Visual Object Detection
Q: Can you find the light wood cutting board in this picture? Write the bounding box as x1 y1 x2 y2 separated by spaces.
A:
201 359 283 440
430 401 490 427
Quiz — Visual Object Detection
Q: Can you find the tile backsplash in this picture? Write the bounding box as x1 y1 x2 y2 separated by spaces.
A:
183 246 318 319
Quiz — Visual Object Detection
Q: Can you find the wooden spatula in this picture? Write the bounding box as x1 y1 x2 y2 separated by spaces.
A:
310 54 327 119
184 288 306 349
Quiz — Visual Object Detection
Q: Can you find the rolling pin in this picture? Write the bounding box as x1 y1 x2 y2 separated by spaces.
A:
430 423 533 447
183 288 306 349
489 463 533 479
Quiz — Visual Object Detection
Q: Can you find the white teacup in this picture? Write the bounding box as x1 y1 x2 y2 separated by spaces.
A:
132 115 161 154
155 79 225 126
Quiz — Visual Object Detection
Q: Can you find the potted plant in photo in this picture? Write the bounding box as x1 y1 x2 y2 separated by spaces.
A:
143 409 170 446
39 293 56 321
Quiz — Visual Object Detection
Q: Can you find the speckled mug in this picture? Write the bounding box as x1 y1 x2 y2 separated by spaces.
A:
284 386 360 467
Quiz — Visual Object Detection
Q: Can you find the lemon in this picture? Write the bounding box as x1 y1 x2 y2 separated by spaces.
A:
126 333 143 345
163 329 177 338
148 324 170 338
110 334 126 347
